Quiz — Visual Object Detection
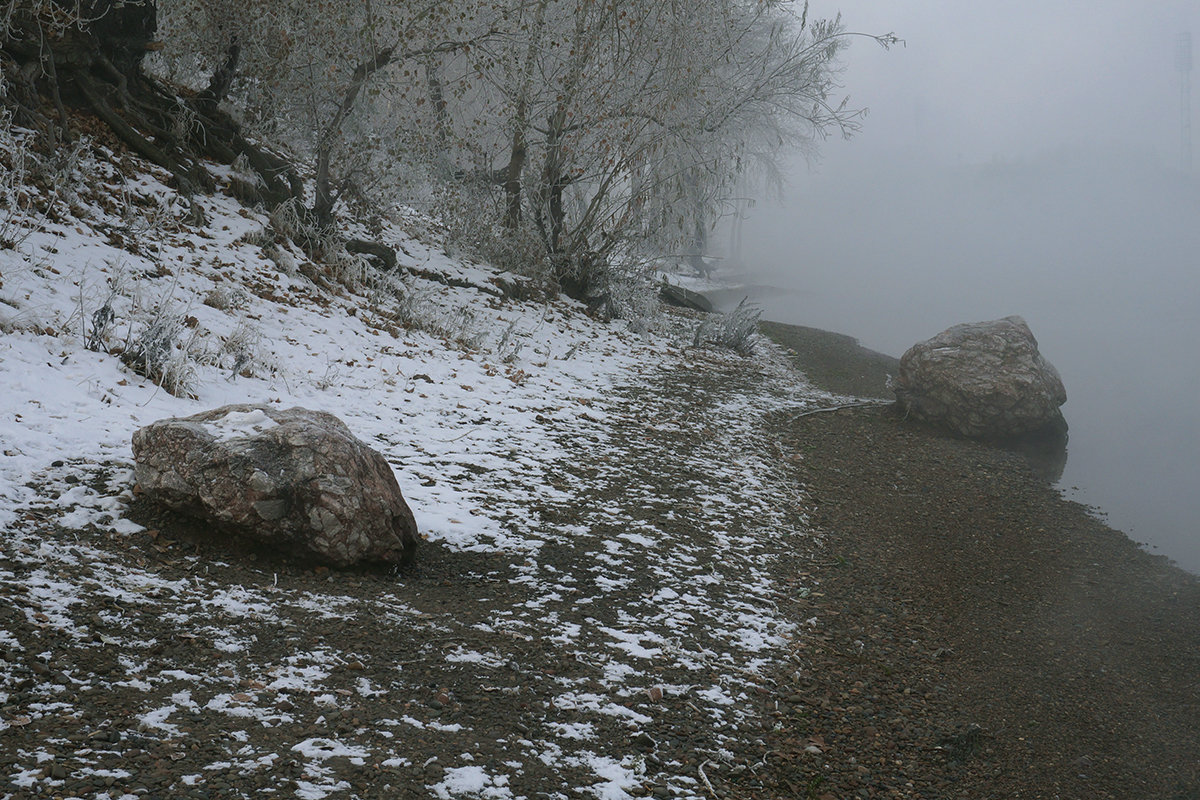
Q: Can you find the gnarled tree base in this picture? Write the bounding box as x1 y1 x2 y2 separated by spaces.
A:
2 3 397 271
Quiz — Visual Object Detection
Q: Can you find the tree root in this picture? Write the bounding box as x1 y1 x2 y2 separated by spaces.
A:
3 8 389 278
346 239 397 271
3 12 299 210
74 74 180 175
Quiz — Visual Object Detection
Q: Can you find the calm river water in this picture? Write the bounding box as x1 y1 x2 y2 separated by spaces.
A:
733 153 1200 573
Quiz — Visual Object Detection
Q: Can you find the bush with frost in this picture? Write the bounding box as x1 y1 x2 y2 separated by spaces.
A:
692 298 761 355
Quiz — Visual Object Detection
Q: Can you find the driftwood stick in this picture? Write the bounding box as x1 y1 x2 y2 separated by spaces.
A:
697 760 718 798
785 400 893 424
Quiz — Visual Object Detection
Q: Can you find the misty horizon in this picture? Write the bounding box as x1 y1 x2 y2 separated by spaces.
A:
723 0 1200 572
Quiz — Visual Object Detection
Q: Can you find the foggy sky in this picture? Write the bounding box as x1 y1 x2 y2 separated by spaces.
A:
735 0 1200 350
734 1 1200 571
811 0 1198 168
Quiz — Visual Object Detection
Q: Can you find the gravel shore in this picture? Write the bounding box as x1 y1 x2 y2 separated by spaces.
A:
759 320 1200 799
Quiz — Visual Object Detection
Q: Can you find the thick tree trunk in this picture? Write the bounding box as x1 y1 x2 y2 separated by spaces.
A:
500 0 548 231
502 103 527 230
80 0 159 75
3 0 304 211
424 54 451 175
535 103 570 256
313 146 336 232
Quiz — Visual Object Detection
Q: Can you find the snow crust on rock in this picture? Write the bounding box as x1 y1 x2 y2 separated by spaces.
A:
200 408 280 441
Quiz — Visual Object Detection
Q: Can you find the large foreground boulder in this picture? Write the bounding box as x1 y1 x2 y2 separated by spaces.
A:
132 405 418 567
891 316 1067 439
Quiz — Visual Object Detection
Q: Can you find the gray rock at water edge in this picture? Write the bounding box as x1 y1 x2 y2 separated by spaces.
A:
890 316 1067 440
131 404 418 567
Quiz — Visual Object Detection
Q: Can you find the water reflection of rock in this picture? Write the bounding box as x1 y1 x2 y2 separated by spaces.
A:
1006 429 1069 484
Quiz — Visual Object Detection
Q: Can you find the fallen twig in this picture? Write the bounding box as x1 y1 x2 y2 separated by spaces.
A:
698 760 717 798
786 400 892 424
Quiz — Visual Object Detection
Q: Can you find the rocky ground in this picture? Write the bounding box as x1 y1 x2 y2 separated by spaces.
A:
1 316 832 800
757 322 1200 800
3 318 1198 800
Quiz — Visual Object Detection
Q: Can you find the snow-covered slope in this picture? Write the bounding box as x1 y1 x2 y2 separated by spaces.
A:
1 144 840 800
1 151 672 551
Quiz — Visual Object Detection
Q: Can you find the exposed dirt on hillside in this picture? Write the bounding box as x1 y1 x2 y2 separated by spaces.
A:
757 322 1200 800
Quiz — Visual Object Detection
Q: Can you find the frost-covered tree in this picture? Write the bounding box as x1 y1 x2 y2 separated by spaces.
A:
155 0 501 229
422 0 895 296
2 0 891 293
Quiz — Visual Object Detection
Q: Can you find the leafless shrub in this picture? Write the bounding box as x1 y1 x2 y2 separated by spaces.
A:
391 284 485 350
218 319 272 380
603 266 662 334
0 111 99 253
263 243 297 276
494 319 524 363
238 225 275 250
0 116 47 251
86 270 126 352
202 287 232 311
209 284 250 311
266 197 310 244
120 303 199 397
692 297 762 355
434 185 550 279
322 245 369 289
314 359 342 391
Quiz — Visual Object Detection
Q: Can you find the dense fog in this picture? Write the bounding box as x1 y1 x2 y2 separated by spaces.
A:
732 1 1200 571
